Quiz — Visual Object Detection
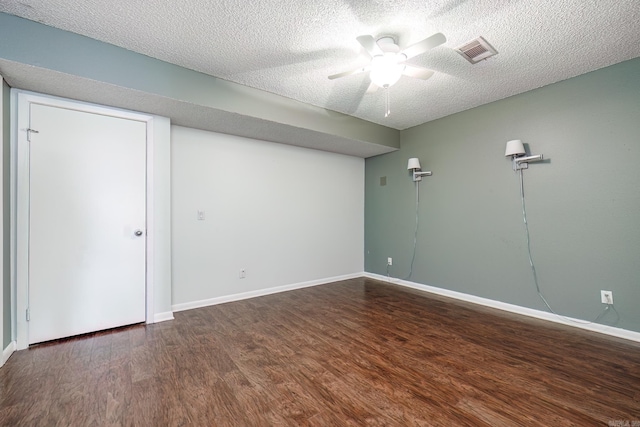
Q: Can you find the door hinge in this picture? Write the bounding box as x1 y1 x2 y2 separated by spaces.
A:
26 128 39 142
26 308 30 322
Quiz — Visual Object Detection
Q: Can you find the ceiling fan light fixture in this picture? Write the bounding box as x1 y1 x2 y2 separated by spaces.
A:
328 32 446 118
369 53 405 88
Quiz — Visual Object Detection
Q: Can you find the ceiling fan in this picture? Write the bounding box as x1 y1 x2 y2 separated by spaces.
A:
328 32 446 117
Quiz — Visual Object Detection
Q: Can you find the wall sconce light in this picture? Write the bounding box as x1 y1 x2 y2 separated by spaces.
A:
505 140 543 171
407 158 432 181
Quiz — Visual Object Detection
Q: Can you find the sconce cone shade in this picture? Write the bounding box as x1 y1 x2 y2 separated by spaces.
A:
505 139 526 157
407 158 421 170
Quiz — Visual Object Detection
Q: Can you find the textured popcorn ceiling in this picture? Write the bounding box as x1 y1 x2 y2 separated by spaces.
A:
1 0 639 130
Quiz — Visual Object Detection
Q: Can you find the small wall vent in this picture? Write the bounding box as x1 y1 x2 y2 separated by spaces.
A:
455 37 498 64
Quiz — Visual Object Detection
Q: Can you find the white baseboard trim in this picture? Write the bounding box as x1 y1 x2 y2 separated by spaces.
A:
153 311 174 323
364 272 640 344
2 341 16 367
172 272 364 313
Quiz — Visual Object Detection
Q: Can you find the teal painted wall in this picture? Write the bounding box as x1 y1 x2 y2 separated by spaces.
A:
365 58 640 332
2 79 9 348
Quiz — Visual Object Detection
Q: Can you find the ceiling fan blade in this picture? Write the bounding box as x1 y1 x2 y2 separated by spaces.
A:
328 66 370 80
365 81 379 94
356 35 383 57
400 32 446 60
402 66 435 80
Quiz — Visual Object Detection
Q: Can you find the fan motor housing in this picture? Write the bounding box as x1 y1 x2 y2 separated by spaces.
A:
376 36 400 53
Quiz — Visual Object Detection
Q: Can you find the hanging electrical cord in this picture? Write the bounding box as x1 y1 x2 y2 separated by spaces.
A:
386 179 421 281
405 180 421 280
387 159 432 282
518 168 615 325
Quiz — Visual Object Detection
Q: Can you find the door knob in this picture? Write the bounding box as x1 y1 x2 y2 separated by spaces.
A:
134 230 144 237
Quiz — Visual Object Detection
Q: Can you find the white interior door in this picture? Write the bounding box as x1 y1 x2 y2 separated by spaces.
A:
28 103 147 344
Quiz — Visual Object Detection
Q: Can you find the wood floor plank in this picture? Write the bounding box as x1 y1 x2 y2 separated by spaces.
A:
1 277 639 425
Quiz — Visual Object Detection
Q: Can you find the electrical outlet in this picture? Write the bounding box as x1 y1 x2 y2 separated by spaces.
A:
239 269 246 279
387 257 393 266
600 290 613 305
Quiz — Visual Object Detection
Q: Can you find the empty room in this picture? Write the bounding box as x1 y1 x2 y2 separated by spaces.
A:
0 0 639 425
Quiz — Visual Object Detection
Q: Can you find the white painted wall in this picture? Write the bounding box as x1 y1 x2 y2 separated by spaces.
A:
171 126 364 306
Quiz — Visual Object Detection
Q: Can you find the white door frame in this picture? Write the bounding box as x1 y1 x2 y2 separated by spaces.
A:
14 91 157 349
0 76 5 362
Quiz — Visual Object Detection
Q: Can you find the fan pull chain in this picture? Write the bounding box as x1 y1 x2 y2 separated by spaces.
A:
384 86 391 117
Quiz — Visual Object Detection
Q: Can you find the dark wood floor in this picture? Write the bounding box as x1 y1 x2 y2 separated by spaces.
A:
0 278 638 426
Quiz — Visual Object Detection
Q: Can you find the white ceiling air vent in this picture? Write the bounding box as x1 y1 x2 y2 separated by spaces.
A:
455 37 498 64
